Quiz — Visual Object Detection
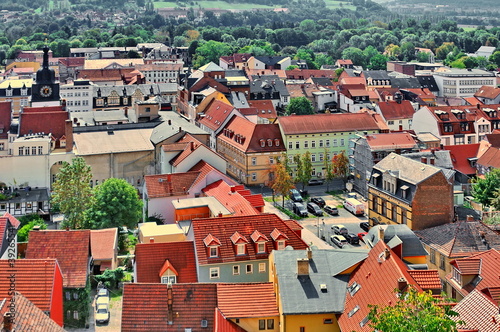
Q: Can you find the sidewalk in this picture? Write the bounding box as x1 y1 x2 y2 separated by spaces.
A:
264 201 333 249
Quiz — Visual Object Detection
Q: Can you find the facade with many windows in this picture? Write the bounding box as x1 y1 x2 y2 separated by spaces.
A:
433 68 495 98
368 153 454 231
278 113 388 179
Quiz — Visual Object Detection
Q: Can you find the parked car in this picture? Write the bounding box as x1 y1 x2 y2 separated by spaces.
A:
97 288 109 299
331 224 348 236
310 196 326 208
308 179 324 186
345 233 360 245
324 205 339 216
360 222 371 232
95 304 110 324
347 192 357 199
331 235 348 248
292 202 308 217
289 189 303 202
306 202 323 216
358 232 368 242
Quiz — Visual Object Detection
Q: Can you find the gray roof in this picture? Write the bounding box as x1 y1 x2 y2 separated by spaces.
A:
391 77 422 89
402 150 453 169
309 77 333 86
150 111 208 144
229 91 249 109
363 70 392 80
250 75 289 97
433 68 495 77
94 110 128 122
254 56 288 66
374 153 442 184
0 188 49 203
368 224 428 259
273 248 368 315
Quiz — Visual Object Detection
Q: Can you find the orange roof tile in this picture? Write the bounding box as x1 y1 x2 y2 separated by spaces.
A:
0 292 65 331
198 100 236 131
121 283 217 332
407 269 442 290
377 100 415 120
19 106 69 140
474 85 500 99
192 214 308 265
25 230 90 288
188 160 237 189
230 231 248 244
158 259 178 277
283 219 303 232
134 241 198 283
250 230 269 242
90 228 117 260
278 113 388 135
202 180 260 216
270 228 288 241
453 258 482 275
204 234 221 246
144 172 201 198
214 308 248 332
338 241 423 332
217 283 279 318
365 132 418 150
453 289 500 331
444 144 480 175
0 259 60 312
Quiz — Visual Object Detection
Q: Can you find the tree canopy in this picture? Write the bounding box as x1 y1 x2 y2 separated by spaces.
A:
368 286 461 332
51 157 93 229
86 178 143 230
472 169 500 207
270 154 294 207
285 97 314 116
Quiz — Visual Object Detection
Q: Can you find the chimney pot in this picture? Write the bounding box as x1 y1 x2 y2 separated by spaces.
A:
397 277 407 292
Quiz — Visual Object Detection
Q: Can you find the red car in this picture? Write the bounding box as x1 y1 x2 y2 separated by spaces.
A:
358 232 368 242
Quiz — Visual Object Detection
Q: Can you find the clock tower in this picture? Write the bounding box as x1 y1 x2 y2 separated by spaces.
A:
31 45 60 106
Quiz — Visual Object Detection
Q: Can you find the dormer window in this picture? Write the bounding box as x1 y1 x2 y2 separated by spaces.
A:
251 230 269 254
274 139 280 146
159 259 178 284
401 185 409 199
267 139 272 147
452 267 462 285
204 234 221 258
230 231 248 256
260 139 265 147
277 240 285 250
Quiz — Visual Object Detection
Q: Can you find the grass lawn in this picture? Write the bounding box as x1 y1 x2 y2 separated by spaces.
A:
154 1 274 9
109 289 123 309
323 0 356 10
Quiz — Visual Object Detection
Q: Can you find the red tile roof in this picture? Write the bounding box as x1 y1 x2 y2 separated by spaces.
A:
337 59 353 65
463 97 483 106
444 144 480 175
377 100 415 120
452 289 500 332
90 228 117 260
218 116 285 153
283 219 303 232
0 213 20 251
407 269 442 290
19 106 69 140
449 249 500 296
217 283 279 318
158 259 178 277
134 241 198 283
477 145 500 169
0 292 65 332
474 85 500 99
77 68 137 82
25 230 90 288
192 213 308 265
144 172 201 198
58 57 85 67
202 180 260 216
338 241 423 332
340 77 366 86
365 132 418 150
0 259 60 312
198 100 236 131
482 287 500 305
0 101 11 139
121 283 217 332
242 99 277 118
285 68 336 80
278 113 388 135
190 76 230 94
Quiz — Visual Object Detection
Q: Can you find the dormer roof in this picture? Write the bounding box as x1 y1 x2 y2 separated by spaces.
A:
230 231 248 245
251 230 269 243
270 228 288 241
158 259 178 277
204 234 221 246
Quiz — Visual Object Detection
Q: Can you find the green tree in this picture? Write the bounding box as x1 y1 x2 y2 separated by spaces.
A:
341 47 365 67
323 149 335 192
51 157 93 229
368 54 388 70
270 157 294 208
285 97 314 115
369 287 461 332
294 152 312 191
489 51 500 67
18 219 47 242
332 151 349 180
472 168 500 207
86 178 142 230
192 40 232 68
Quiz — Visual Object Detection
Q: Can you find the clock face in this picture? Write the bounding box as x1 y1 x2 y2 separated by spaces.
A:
40 85 52 98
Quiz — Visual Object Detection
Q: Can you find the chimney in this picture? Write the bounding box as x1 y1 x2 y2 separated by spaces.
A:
190 141 194 151
384 248 390 259
397 277 408 292
466 215 474 222
429 157 435 165
307 248 312 260
297 258 309 276
124 106 128 117
3 312 13 332
168 119 171 125
149 238 154 243
65 119 73 153
378 226 385 241
421 156 427 164
218 212 222 217
179 127 182 132
167 283 174 324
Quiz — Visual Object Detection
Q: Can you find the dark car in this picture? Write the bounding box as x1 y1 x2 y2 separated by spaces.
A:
308 179 324 186
360 222 371 232
330 235 348 248
324 205 339 216
345 233 360 245
310 197 326 208
292 202 308 217
289 189 303 202
306 202 323 216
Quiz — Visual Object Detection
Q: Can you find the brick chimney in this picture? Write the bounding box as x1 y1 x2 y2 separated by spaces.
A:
297 258 309 276
397 277 407 292
65 119 73 153
167 283 174 324
3 312 13 332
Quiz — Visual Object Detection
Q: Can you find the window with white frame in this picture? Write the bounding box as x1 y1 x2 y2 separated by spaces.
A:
269 157 274 164
319 153 324 162
236 243 246 255
251 157 257 165
209 247 218 257
161 275 176 284
319 140 324 147
259 262 266 273
257 242 266 253
311 141 316 148
288 141 293 149
246 264 253 274
277 240 285 250
233 265 240 275
326 139 330 147
295 141 299 149
210 267 220 279
251 173 257 181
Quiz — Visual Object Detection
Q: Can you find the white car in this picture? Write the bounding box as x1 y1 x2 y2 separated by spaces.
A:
95 304 109 324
